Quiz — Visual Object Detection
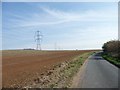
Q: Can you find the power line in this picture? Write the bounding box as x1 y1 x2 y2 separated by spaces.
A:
35 30 43 50
55 42 57 50
54 42 61 50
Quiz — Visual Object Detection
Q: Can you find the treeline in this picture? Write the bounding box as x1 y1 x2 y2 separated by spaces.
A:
102 40 120 67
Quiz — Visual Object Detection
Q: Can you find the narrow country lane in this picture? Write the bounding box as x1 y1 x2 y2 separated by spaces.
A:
77 52 118 88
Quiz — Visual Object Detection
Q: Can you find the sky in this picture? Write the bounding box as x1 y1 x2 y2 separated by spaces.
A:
1 0 119 2
2 2 118 50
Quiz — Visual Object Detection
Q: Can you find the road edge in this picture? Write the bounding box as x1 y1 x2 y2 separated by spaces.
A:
70 54 93 88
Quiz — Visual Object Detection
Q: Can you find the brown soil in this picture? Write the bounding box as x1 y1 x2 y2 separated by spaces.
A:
2 50 97 88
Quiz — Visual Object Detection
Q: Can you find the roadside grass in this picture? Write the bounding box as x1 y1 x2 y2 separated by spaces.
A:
102 53 120 68
28 51 96 88
50 51 95 88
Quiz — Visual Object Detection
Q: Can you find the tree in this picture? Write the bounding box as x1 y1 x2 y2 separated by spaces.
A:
102 40 120 58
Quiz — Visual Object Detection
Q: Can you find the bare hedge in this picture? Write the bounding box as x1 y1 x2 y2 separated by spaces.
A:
102 40 120 58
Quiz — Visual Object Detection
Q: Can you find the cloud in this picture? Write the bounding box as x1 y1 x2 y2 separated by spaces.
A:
3 3 118 50
10 7 82 28
41 6 117 21
41 7 81 21
5 5 117 29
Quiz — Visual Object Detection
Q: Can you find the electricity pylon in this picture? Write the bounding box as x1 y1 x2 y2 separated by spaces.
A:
35 30 43 50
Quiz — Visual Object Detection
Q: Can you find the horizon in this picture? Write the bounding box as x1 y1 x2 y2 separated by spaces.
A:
2 2 118 50
1 48 102 51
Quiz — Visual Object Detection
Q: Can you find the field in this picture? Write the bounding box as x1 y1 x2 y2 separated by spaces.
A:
2 50 97 88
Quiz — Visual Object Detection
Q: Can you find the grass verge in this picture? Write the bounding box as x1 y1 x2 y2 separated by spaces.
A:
47 51 95 88
27 51 95 88
102 53 120 68
57 52 94 88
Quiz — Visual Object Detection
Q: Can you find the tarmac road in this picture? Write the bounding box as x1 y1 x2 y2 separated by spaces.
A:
77 52 118 88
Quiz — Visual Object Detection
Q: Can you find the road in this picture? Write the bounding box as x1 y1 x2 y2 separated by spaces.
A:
76 52 118 88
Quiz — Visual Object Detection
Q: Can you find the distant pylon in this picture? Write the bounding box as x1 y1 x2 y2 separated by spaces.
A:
35 30 43 50
55 42 57 50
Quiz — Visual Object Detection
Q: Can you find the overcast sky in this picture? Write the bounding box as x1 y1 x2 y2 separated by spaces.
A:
2 2 118 50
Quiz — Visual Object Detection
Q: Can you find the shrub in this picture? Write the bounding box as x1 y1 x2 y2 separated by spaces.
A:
102 40 120 59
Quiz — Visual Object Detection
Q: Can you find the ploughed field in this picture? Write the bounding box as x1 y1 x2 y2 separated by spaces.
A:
2 50 95 88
